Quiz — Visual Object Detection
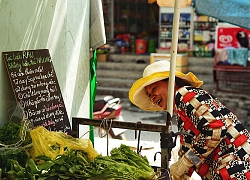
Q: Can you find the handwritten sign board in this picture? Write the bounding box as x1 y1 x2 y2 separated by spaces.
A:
2 49 71 134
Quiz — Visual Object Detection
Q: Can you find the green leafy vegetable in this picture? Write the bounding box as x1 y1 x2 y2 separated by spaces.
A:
89 144 157 179
91 155 156 180
0 147 29 174
110 144 154 172
0 120 32 179
0 144 157 180
36 150 92 180
0 121 21 145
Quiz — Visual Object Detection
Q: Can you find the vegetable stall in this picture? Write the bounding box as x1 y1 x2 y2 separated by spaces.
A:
0 118 157 179
0 8 167 180
0 45 161 180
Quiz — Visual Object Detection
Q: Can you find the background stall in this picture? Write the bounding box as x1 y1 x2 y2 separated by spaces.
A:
213 23 250 92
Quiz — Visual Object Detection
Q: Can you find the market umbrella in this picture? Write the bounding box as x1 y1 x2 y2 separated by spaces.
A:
193 0 250 30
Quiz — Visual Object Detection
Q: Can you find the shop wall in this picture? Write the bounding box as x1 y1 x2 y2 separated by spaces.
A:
0 0 90 131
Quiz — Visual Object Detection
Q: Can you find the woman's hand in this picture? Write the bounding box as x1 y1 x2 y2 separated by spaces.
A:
171 174 194 180
170 155 193 179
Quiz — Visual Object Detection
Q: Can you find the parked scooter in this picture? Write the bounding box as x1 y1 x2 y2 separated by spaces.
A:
93 95 126 140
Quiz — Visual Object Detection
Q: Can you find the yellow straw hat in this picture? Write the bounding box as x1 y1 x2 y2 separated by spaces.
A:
129 60 203 111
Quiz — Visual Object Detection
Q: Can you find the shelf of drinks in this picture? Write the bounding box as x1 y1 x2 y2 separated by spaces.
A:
156 49 214 57
160 37 190 40
160 25 190 28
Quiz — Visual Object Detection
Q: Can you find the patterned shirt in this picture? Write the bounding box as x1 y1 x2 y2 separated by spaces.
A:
174 86 250 180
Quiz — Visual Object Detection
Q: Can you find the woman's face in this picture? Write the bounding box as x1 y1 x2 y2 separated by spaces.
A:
145 80 169 110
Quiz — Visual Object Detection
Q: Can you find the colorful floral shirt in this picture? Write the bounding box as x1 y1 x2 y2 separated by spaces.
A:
174 86 250 180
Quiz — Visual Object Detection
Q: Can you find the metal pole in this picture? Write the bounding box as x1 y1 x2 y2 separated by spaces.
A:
167 0 181 117
160 0 181 172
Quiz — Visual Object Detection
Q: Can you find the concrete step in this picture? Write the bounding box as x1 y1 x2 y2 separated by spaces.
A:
96 54 215 99
96 86 129 98
193 78 213 85
97 69 142 80
108 54 214 66
188 57 214 66
104 56 214 74
96 76 215 88
97 65 214 84
108 53 150 63
188 57 214 75
202 84 216 94
188 66 213 75
97 61 148 71
97 62 213 75
96 78 135 88
96 83 216 100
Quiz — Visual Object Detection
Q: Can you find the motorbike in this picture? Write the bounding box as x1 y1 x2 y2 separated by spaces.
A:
93 95 126 140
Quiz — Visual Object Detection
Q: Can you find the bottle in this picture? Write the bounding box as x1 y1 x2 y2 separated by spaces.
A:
130 36 135 53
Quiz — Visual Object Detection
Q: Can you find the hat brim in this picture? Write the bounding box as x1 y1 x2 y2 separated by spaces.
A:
129 71 203 111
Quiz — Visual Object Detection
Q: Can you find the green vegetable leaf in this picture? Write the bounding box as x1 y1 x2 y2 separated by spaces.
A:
37 161 54 171
36 155 52 162
27 158 41 174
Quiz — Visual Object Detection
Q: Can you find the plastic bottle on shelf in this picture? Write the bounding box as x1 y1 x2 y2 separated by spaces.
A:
130 36 135 53
163 28 167 38
166 29 170 38
160 28 164 38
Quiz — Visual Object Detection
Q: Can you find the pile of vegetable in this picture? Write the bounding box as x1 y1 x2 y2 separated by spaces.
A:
0 121 22 145
0 122 157 180
0 121 31 173
92 144 157 179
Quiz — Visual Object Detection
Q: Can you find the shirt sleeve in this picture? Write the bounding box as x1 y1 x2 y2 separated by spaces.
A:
175 87 227 166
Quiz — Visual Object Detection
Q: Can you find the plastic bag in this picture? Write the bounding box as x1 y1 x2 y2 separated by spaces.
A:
30 126 99 161
0 102 32 169
0 102 33 148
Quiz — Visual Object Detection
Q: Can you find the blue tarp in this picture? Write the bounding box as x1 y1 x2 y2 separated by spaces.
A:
194 0 250 29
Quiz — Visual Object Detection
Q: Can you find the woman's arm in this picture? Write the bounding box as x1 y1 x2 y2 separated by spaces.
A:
175 86 227 166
